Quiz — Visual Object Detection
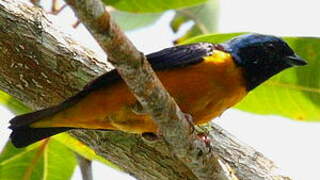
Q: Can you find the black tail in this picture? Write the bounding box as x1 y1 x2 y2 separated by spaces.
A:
10 126 72 148
9 70 121 148
9 107 73 148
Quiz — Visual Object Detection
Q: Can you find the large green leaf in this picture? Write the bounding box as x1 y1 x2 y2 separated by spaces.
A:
104 0 208 13
183 33 320 121
171 0 219 43
181 32 244 44
0 140 76 180
111 10 162 31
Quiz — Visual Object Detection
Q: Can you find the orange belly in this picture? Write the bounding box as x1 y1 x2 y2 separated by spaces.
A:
32 51 247 133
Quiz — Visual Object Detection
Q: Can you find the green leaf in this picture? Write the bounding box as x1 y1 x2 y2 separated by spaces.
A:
0 90 31 114
174 25 203 44
111 10 162 31
182 33 320 121
104 0 208 13
0 139 76 180
53 133 118 169
171 0 219 43
181 32 245 44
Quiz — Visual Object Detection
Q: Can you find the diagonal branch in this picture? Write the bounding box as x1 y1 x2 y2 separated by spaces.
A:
0 0 292 180
63 0 236 179
76 154 93 180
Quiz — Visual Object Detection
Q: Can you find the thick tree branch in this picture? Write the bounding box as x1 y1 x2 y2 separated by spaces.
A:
0 0 108 110
0 1 292 180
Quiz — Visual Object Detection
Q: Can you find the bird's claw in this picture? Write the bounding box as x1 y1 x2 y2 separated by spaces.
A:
195 124 212 150
196 132 212 150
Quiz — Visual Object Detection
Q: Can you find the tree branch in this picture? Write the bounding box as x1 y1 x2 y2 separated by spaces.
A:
63 0 236 179
0 1 292 179
76 154 93 180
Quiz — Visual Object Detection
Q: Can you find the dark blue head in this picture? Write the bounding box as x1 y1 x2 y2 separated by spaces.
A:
222 34 307 90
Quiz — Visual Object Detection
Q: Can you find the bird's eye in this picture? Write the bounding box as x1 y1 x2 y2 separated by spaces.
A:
266 43 276 51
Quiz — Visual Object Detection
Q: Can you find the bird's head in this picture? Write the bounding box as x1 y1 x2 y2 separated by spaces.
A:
222 34 307 90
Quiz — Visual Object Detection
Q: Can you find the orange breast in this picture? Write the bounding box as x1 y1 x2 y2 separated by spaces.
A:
32 50 248 133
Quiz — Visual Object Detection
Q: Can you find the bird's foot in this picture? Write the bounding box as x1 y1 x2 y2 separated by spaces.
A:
194 124 212 149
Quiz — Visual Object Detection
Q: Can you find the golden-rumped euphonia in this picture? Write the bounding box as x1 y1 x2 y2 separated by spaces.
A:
9 34 307 148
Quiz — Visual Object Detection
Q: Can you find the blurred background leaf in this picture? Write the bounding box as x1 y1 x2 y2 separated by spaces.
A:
0 140 76 180
111 10 162 31
108 0 219 34
183 33 320 121
103 0 208 13
0 90 31 114
54 134 118 169
171 0 219 43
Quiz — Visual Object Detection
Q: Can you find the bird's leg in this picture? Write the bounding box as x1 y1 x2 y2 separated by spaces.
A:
194 124 212 150
196 132 212 150
195 123 211 135
180 113 212 149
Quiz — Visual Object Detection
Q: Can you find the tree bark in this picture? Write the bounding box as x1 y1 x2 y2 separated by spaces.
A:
76 154 93 180
0 1 292 180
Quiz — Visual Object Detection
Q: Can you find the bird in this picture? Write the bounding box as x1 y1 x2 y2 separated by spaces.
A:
9 34 307 148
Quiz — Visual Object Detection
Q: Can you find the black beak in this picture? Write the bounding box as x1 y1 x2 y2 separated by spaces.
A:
285 55 307 66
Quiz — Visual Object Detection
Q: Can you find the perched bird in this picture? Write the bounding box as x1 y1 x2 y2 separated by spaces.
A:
9 34 307 148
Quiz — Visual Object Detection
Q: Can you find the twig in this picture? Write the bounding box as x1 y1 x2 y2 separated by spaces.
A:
30 0 40 7
73 19 81 28
51 0 58 12
76 154 93 180
50 3 67 15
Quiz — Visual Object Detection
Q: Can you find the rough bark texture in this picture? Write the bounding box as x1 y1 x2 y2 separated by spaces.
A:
0 0 109 110
0 1 292 180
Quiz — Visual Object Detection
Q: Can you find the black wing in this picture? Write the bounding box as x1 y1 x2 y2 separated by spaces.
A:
69 42 215 105
148 42 214 70
85 42 214 90
68 42 215 104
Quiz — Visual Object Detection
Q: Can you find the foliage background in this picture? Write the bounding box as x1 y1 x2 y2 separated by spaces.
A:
1 0 320 179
